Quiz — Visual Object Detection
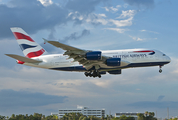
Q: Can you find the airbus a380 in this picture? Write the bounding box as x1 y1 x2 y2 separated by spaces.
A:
5 27 171 78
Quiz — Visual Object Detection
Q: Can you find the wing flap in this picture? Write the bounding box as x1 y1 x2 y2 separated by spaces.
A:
5 54 42 63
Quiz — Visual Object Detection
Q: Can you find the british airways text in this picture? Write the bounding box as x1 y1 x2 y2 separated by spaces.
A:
113 54 147 58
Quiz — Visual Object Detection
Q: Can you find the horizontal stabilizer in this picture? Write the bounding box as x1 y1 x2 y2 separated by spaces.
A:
5 54 42 63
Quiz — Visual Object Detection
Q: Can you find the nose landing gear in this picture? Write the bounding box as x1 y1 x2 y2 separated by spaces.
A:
159 65 162 73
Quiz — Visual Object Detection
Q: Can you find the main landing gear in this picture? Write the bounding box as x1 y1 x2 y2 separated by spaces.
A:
159 65 162 73
84 70 101 78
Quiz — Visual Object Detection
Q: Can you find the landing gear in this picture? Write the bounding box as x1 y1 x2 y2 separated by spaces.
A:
84 70 101 78
159 65 162 73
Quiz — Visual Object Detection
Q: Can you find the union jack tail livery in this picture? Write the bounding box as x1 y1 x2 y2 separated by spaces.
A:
10 27 48 58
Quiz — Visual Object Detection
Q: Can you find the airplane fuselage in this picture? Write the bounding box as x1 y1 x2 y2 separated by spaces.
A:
23 49 171 72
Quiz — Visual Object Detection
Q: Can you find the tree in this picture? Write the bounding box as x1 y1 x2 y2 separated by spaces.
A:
137 112 157 120
61 112 87 120
11 114 15 119
79 116 85 120
145 111 148 117
0 115 5 120
137 113 145 120
42 115 46 119
82 117 88 120
148 112 155 117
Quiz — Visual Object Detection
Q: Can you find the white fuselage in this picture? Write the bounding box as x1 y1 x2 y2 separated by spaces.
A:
23 49 171 72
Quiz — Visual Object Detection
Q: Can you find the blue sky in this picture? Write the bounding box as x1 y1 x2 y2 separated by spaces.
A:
0 0 178 118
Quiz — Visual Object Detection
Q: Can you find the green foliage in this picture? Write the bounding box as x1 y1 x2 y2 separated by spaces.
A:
1 112 158 120
137 112 157 120
169 118 178 120
111 115 134 120
0 115 5 120
60 112 88 120
8 113 58 120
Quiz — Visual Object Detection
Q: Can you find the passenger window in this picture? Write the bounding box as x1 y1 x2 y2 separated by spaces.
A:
163 54 166 56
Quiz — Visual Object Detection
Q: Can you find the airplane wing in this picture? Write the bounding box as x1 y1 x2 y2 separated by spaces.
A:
43 39 111 70
5 54 42 63
44 39 85 52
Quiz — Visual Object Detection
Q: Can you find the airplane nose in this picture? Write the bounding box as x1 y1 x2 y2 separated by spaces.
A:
167 56 171 63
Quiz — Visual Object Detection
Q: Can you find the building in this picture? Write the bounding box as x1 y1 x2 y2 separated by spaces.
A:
115 112 144 120
58 105 105 118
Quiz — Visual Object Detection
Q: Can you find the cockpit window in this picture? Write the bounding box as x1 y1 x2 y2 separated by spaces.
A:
163 54 166 56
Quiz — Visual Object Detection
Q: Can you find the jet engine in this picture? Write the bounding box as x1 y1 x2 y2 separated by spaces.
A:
106 58 121 66
86 51 101 60
108 70 121 74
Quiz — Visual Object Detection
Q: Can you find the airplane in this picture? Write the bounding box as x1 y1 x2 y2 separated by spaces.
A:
5 27 171 78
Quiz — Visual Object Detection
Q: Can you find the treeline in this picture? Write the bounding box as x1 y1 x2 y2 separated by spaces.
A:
137 112 156 120
169 118 178 120
0 111 157 120
0 113 58 120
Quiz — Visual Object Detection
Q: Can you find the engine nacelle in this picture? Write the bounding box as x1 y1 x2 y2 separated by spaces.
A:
106 58 121 66
86 51 101 60
99 71 106 75
108 70 121 75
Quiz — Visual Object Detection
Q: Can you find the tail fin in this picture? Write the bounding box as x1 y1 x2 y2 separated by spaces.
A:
10 27 48 58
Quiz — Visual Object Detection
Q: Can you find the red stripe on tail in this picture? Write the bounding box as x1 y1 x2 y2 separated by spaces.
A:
13 32 35 42
26 49 45 58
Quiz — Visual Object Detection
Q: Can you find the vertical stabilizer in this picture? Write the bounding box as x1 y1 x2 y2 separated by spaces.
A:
10 27 48 58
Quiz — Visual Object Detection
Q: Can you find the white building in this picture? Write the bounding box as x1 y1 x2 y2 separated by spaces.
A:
58 105 105 118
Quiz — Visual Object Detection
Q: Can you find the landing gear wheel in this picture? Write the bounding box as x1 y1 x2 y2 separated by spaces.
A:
84 70 102 78
159 65 162 73
98 75 101 78
84 72 89 77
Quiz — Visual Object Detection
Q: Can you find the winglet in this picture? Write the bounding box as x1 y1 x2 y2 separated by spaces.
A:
43 38 48 44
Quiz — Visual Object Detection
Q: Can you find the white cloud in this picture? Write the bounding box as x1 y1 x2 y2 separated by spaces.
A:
68 11 84 21
137 37 143 41
68 9 136 33
86 13 108 25
104 28 128 33
116 5 121 8
68 12 73 17
129 35 158 41
140 29 146 32
37 0 53 6
109 17 133 27
68 12 108 25
140 29 159 34
109 10 136 27
129 35 144 41
117 10 136 19
103 7 109 11
110 6 119 12
103 5 121 12
98 14 107 17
